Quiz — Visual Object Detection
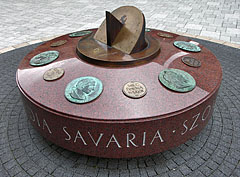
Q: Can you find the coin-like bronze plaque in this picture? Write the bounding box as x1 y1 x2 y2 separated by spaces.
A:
145 28 151 32
69 30 92 38
159 69 196 92
174 41 201 52
43 68 64 81
30 51 59 66
50 40 67 47
157 32 173 38
123 81 147 99
182 57 201 67
65 76 103 104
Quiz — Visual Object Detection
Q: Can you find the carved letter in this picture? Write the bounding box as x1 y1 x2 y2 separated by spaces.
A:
181 120 188 135
150 130 164 145
127 133 138 147
35 113 41 127
74 131 87 145
30 109 35 122
88 132 103 146
202 105 211 121
42 119 52 134
106 134 122 148
63 126 71 141
189 113 200 131
142 132 146 146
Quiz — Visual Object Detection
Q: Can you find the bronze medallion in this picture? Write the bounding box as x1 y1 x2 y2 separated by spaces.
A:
159 69 196 92
50 40 67 47
30 51 59 66
182 57 201 67
145 28 151 32
69 30 92 37
123 81 147 99
174 41 201 52
157 32 173 38
65 76 103 104
43 68 64 81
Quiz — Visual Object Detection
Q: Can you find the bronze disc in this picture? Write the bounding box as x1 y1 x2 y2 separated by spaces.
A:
123 81 147 99
43 67 65 81
182 56 201 67
50 40 67 47
157 32 173 38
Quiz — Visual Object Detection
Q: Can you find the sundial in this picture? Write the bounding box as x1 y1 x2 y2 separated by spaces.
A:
76 6 160 65
16 6 222 158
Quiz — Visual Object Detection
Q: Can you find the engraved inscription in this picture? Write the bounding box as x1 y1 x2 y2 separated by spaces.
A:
123 81 147 98
29 109 52 134
27 104 213 149
62 127 164 148
181 105 212 135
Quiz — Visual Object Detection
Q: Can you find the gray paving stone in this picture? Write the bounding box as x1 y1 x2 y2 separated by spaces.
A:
97 168 109 177
52 167 65 176
0 0 240 51
119 169 129 177
155 165 168 174
129 168 140 177
146 167 157 176
108 159 118 169
168 169 184 177
179 164 192 176
84 166 98 177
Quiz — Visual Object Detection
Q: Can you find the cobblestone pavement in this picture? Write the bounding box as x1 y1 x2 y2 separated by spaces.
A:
0 0 240 51
0 38 239 177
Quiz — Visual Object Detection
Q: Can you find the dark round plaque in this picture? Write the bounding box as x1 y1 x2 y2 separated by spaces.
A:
159 68 196 92
174 41 201 52
182 56 201 67
29 51 59 66
65 76 103 104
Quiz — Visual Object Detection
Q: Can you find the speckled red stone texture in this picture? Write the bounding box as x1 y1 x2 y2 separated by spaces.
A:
16 29 222 158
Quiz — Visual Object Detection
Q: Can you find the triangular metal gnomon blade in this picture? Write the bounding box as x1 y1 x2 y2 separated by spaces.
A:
106 11 123 46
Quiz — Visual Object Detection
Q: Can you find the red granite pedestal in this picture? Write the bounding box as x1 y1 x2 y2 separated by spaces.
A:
16 29 222 158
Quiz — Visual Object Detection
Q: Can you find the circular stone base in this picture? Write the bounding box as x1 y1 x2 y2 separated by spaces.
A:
16 29 222 158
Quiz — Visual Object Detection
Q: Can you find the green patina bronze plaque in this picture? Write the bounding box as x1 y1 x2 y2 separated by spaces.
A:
145 28 151 32
159 68 196 92
65 76 103 104
157 32 173 38
69 30 92 37
50 40 67 47
182 56 201 67
173 41 201 52
30 51 59 66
